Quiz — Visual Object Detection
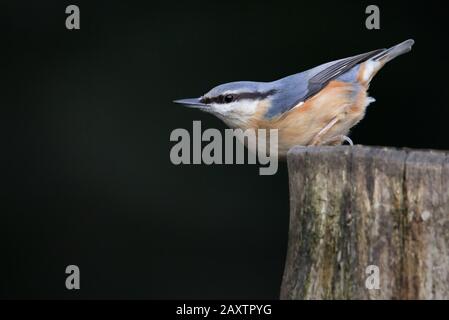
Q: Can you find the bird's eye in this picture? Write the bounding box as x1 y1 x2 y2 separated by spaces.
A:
224 94 235 103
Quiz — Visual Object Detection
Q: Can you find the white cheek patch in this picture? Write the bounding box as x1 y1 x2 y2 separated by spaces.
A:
210 100 260 128
362 60 381 82
212 100 259 117
234 100 259 116
211 102 233 115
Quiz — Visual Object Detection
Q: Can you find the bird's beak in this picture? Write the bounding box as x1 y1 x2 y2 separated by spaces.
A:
173 97 209 109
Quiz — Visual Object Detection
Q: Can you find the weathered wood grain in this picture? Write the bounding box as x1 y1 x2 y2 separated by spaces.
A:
280 146 449 300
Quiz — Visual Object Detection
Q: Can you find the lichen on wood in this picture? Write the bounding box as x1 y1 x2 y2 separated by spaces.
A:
280 146 449 299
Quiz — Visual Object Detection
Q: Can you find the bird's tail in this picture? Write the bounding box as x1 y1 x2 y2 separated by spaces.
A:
372 39 415 64
359 39 414 85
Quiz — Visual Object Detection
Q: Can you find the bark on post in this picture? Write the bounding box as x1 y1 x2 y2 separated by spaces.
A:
280 146 449 300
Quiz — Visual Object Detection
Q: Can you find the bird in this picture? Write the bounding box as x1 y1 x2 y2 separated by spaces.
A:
174 39 414 157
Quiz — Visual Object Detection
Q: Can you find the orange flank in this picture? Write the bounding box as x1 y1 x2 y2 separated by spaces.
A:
246 80 372 156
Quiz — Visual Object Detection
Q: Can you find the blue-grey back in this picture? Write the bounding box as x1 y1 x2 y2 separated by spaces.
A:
266 60 361 118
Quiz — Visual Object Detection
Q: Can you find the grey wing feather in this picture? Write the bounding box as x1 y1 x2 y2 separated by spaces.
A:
304 49 384 100
266 48 385 118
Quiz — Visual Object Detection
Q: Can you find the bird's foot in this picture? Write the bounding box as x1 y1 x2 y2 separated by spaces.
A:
323 135 354 146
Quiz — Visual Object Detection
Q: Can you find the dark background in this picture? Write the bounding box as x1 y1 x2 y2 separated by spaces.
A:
2 0 448 299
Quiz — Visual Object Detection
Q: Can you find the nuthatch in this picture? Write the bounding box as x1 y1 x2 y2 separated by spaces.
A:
174 39 414 157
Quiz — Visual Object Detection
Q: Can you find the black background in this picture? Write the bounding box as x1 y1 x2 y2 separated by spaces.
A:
2 0 448 299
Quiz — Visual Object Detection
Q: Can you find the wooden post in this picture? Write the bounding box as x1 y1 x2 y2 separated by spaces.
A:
280 146 449 300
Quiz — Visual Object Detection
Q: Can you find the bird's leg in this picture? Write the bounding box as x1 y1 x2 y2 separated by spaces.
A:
309 116 339 146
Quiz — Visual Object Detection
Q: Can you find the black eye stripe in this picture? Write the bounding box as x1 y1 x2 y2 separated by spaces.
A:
200 89 276 105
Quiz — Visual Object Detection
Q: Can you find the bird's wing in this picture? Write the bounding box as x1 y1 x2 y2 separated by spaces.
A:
266 48 385 118
304 49 384 100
